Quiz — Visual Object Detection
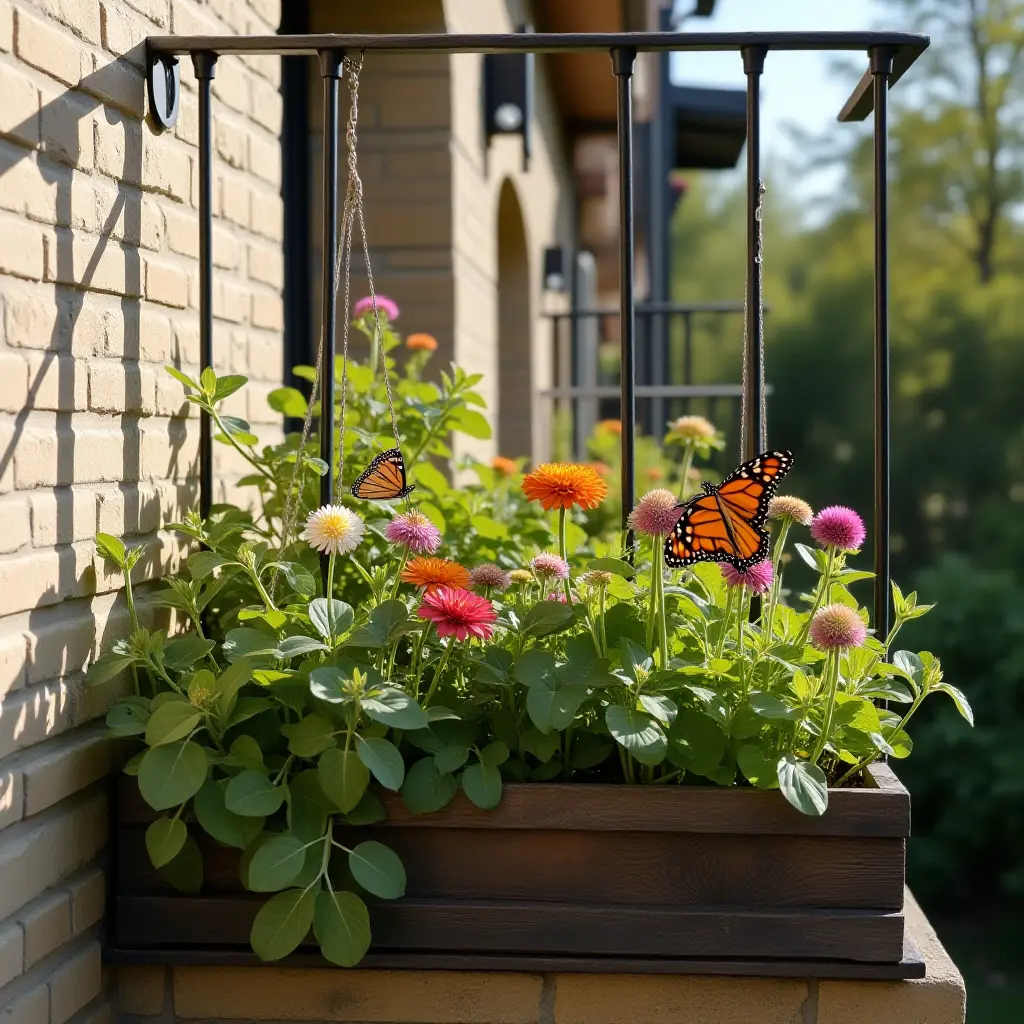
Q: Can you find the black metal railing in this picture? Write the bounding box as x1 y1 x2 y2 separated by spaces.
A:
145 29 929 638
544 302 754 460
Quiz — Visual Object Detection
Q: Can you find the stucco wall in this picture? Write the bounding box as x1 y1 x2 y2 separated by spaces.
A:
0 1 283 1021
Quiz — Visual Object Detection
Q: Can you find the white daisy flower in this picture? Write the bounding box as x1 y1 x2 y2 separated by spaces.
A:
300 504 365 555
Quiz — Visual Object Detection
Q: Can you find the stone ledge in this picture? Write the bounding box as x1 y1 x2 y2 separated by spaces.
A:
117 890 964 1024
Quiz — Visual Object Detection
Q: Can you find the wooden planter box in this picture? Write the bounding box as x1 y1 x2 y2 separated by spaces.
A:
111 763 923 979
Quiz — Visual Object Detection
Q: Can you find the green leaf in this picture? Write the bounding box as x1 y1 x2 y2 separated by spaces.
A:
522 601 575 637
513 649 556 686
250 888 316 962
362 686 428 730
777 755 829 816
933 682 974 725
165 365 199 392
215 660 254 705
287 769 331 843
308 599 354 640
479 741 510 767
669 710 726 776
737 744 778 789
410 461 449 495
275 562 317 598
605 706 667 765
225 771 287 817
188 551 228 580
348 841 406 899
433 745 470 774
604 603 645 647
267 386 308 418
282 716 336 757
344 790 386 826
638 694 678 726
89 651 135 687
213 374 247 401
401 757 457 814
106 697 150 737
193 780 263 849
95 532 126 566
470 514 507 539
347 600 410 649
164 635 215 670
146 817 187 868
144 701 201 747
248 834 307 892
356 736 405 791
228 735 265 771
527 677 587 734
748 692 801 721
314 890 370 967
449 407 492 439
587 557 636 579
318 748 369 813
462 762 502 809
309 667 348 704
223 628 279 664
794 543 828 572
137 741 207 811
158 834 203 894
277 635 330 660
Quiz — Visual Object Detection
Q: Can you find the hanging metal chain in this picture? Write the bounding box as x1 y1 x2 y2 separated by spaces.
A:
740 180 768 456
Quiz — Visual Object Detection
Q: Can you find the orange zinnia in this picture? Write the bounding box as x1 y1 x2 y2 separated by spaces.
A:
491 455 517 477
645 466 665 481
406 333 438 352
401 556 470 593
597 419 622 435
521 462 608 511
587 460 611 478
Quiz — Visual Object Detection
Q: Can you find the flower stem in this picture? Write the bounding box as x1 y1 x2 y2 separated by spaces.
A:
325 553 337 648
391 547 409 601
764 518 792 639
796 546 836 648
715 586 736 661
599 584 608 658
810 648 841 765
737 591 748 700
653 536 669 669
834 690 925 786
677 442 694 502
558 507 572 603
423 640 452 708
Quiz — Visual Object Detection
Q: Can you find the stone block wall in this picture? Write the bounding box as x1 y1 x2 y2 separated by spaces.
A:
0 1 283 1021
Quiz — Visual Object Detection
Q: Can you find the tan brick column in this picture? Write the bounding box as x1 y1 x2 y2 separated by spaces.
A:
0 1 283 1021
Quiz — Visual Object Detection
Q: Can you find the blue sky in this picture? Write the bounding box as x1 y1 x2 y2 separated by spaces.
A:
671 0 895 205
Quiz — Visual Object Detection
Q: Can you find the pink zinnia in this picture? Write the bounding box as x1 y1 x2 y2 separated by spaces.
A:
386 510 441 554
417 586 496 641
353 295 399 321
720 559 774 595
531 553 570 581
468 563 511 592
628 489 682 537
809 603 868 651
810 506 866 552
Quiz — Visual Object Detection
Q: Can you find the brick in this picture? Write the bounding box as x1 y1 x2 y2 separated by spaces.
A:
163 205 198 259
17 889 71 968
171 968 544 1022
218 173 249 227
99 0 148 59
0 148 61 223
117 966 166 1015
94 111 142 183
0 0 12 52
211 58 249 115
0 631 27 698
140 199 164 250
46 233 140 297
214 281 248 323
122 0 169 26
0 352 29 411
0 920 22 989
144 257 189 308
2 982 48 1024
212 225 241 270
81 50 146 119
29 487 97 549
141 135 191 201
69 867 105 934
250 291 282 330
249 76 282 133
0 217 46 280
15 9 87 87
139 311 172 362
23 352 88 412
247 131 280 185
49 941 102 1024
5 289 61 350
22 728 112 816
0 496 31 553
40 91 95 170
0 766 24 831
0 63 40 147
247 243 282 288
89 360 152 413
553 976 807 1024
214 117 247 169
34 0 101 44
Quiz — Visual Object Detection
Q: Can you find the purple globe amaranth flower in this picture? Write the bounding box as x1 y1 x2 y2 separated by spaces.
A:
720 559 774 595
810 505 866 552
469 563 511 592
353 295 399 321
809 603 868 651
628 488 683 537
531 553 570 581
386 510 441 554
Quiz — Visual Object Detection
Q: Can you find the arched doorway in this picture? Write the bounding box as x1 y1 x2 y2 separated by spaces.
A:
496 179 532 459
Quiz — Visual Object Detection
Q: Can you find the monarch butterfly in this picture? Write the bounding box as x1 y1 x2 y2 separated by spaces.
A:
664 450 793 571
351 448 416 501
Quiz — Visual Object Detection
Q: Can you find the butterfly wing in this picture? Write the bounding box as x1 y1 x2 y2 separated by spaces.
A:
351 448 415 501
715 450 793 531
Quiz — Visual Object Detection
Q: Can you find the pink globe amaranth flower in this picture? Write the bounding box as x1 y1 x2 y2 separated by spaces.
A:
628 488 683 537
809 603 868 651
720 559 774 595
417 586 497 641
353 295 399 321
468 563 511 592
545 592 569 603
386 510 441 554
810 505 866 552
531 553 570 581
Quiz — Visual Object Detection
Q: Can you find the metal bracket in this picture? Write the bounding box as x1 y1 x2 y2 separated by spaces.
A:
147 46 180 131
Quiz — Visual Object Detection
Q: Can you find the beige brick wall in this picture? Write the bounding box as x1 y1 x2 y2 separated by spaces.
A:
0 0 283 1020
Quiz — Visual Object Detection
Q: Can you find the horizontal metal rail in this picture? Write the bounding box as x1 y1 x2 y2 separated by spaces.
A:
541 384 767 399
545 302 749 319
147 31 927 121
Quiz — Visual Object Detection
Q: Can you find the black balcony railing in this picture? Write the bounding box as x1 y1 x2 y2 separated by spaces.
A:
146 28 928 641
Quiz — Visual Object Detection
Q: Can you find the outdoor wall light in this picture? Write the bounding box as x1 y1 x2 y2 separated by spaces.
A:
483 24 533 170
543 246 567 292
